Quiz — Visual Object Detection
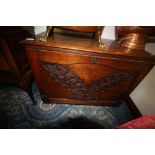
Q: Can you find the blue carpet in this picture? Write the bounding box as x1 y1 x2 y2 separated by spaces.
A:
0 83 133 129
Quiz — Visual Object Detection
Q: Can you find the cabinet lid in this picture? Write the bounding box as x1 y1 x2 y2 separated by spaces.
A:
21 32 155 64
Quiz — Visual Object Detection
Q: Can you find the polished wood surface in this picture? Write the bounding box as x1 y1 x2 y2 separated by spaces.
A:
25 32 155 62
39 26 100 41
39 26 105 48
55 26 99 32
21 31 155 106
116 26 155 50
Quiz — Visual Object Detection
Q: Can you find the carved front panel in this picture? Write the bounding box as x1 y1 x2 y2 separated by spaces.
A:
43 63 138 101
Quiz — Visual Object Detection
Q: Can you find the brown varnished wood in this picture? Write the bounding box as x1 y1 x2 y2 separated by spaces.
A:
39 26 103 44
26 48 45 95
55 26 99 33
39 57 152 102
24 33 155 63
21 30 155 106
116 26 155 50
50 98 116 106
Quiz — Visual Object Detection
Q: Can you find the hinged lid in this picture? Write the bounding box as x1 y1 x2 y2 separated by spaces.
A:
21 32 155 64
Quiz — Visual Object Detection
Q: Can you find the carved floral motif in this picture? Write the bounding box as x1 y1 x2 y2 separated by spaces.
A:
43 63 137 100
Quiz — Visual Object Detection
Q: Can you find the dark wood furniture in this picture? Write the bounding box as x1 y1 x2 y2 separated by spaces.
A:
39 26 105 48
21 28 155 110
0 26 35 101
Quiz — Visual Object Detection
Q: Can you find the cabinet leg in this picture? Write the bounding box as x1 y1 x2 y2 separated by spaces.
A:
27 89 37 105
41 95 51 104
20 79 37 105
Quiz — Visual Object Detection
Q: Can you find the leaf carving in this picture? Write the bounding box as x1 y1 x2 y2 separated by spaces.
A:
43 63 137 100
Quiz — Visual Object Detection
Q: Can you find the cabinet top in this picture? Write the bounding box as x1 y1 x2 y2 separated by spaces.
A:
21 32 155 64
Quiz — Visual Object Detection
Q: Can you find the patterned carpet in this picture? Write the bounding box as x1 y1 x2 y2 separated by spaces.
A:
0 83 134 129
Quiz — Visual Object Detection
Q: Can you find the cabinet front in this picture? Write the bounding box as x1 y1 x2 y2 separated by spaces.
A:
26 49 152 105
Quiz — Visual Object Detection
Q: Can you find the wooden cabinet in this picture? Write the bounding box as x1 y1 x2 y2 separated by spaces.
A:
21 31 155 107
0 26 35 100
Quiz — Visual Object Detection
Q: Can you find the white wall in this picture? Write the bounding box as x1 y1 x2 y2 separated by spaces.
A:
34 26 46 35
130 44 155 115
101 26 116 40
34 26 155 115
